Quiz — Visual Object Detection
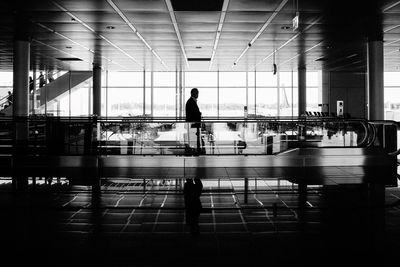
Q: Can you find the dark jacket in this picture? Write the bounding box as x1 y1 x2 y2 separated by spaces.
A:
185 97 201 123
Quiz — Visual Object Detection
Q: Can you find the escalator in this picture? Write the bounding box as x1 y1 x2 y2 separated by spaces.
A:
0 71 92 116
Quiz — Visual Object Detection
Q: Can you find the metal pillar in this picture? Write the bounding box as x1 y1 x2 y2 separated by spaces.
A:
13 40 30 118
92 65 102 116
367 41 384 120
12 26 30 191
298 67 306 116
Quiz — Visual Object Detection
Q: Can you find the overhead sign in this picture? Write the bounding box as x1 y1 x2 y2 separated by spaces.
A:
292 12 299 31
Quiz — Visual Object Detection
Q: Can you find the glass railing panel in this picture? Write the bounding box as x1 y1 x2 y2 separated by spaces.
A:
0 117 376 156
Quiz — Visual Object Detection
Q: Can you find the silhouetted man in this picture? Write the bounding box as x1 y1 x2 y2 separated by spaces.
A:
185 88 201 125
39 72 46 88
185 88 201 153
184 178 203 235
29 76 34 93
6 91 12 106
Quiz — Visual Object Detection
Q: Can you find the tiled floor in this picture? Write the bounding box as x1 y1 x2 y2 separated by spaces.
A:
0 177 399 266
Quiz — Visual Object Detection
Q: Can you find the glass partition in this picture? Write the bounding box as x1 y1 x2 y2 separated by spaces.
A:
0 117 378 156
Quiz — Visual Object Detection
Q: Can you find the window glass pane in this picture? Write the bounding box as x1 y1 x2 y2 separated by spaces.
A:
219 72 246 87
48 91 69 116
256 72 277 87
307 71 319 87
248 71 255 87
248 85 256 116
0 72 13 86
385 87 400 120
107 87 143 116
185 72 217 87
145 87 151 115
279 72 292 88
219 87 246 117
256 87 277 116
184 87 217 117
307 87 319 112
279 86 295 116
385 72 400 87
70 85 90 116
0 72 13 98
153 87 175 117
153 72 175 87
107 72 143 87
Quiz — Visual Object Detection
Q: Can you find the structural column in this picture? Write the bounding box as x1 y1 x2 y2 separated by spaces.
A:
367 0 384 120
367 41 384 120
298 66 307 116
92 65 102 116
13 41 30 119
13 13 30 191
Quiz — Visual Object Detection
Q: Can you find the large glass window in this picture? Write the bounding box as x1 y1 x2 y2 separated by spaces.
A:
256 87 278 116
184 87 218 117
153 72 176 117
185 72 217 87
0 72 13 110
153 87 175 117
279 72 297 116
219 87 246 117
106 72 144 117
384 72 400 120
185 72 218 117
306 72 319 112
107 87 143 116
0 70 323 118
219 72 246 117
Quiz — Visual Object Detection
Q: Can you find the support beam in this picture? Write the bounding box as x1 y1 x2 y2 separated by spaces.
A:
367 41 384 120
298 67 306 116
13 40 30 118
92 65 102 116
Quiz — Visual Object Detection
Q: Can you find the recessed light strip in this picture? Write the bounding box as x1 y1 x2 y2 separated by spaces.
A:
209 0 230 70
384 25 400 33
165 0 189 68
233 0 289 67
106 0 169 70
383 1 400 12
51 0 143 68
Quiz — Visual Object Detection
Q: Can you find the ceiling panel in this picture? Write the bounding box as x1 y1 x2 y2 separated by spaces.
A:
0 0 397 72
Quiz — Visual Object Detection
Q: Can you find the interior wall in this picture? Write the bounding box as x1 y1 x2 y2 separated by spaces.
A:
322 71 367 118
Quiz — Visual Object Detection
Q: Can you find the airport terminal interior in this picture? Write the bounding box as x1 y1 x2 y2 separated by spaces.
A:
1 0 400 266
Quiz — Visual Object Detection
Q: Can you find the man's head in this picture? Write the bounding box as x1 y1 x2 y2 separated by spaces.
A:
190 88 199 99
8 91 11 95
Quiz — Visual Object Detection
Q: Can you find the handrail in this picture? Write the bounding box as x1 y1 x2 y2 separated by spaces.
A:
0 116 373 126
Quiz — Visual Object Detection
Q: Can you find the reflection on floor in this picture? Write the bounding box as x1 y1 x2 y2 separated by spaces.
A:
0 177 399 266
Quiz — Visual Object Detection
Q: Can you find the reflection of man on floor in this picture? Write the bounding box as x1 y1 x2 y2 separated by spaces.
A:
184 178 203 235
185 88 201 154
